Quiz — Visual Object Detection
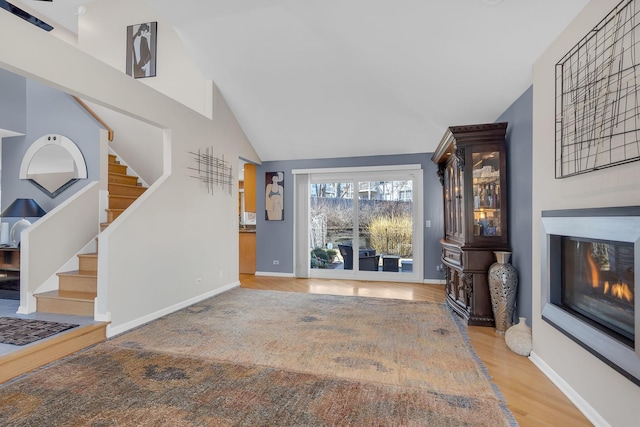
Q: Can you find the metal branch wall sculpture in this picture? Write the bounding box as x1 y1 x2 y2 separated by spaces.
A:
188 147 233 195
556 0 640 178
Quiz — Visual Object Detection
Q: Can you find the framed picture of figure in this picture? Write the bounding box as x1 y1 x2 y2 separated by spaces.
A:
265 171 284 221
126 22 157 79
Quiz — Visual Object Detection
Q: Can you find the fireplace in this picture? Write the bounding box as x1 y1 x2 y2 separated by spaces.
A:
541 207 640 386
562 236 634 345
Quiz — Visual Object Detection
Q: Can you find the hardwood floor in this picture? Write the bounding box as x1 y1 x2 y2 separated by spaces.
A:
240 274 592 427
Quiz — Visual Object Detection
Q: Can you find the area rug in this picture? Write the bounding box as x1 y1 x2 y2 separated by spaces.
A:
0 289 517 426
0 317 79 346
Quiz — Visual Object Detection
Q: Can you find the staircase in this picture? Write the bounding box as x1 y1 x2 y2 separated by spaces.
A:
34 154 146 316
3 154 147 383
105 154 146 228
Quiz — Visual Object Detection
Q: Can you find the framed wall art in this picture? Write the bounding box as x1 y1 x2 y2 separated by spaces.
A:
126 21 157 79
265 171 284 221
555 0 640 178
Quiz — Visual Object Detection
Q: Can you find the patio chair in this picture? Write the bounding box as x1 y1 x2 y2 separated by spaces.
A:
338 244 379 271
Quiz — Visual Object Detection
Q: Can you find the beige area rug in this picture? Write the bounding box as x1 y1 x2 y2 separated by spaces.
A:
0 289 517 426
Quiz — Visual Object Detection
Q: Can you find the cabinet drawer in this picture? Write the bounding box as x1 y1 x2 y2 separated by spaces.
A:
442 246 462 268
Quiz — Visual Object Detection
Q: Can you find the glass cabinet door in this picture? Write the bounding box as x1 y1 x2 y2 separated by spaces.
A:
444 159 464 240
472 151 501 237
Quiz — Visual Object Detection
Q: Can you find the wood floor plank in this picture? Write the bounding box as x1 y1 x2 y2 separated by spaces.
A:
239 274 592 427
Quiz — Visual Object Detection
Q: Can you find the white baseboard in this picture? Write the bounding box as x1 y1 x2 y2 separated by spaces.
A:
106 281 240 338
423 279 445 285
17 305 30 315
529 351 609 427
255 271 295 278
17 292 37 314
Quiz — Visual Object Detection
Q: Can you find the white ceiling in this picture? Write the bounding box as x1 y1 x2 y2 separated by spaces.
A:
16 0 590 161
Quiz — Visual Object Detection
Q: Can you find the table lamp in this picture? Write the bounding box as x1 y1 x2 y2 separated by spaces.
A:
1 198 46 247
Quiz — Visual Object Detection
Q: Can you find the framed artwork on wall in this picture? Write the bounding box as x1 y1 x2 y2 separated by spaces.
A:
126 21 157 79
265 171 284 221
555 0 640 178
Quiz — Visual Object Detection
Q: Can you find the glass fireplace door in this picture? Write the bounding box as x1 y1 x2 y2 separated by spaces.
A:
562 236 635 345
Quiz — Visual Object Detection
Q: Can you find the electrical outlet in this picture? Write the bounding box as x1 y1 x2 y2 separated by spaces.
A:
436 264 444 273
425 220 431 228
273 260 280 265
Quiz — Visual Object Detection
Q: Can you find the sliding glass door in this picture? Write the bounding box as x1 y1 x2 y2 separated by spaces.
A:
306 167 422 282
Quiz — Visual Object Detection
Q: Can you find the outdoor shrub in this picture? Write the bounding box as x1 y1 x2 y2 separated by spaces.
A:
311 247 329 261
367 215 412 257
311 247 331 268
311 195 413 252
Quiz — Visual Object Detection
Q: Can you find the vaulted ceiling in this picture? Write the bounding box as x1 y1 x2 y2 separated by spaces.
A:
15 0 589 161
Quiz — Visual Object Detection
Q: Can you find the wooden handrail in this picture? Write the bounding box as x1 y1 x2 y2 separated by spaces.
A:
72 96 114 142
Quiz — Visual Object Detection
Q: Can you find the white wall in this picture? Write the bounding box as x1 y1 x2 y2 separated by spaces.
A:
0 5 260 332
76 0 261 185
83 99 165 186
78 0 213 119
533 1 640 425
22 182 101 313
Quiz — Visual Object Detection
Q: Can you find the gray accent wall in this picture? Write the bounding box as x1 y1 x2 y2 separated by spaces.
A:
254 87 532 311
255 153 444 280
496 85 533 325
0 69 26 134
2 77 100 226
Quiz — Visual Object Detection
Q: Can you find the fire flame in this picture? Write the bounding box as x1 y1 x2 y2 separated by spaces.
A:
587 254 600 288
588 254 633 302
602 281 633 302
611 282 634 302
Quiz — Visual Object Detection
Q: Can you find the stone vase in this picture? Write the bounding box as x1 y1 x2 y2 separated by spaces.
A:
505 317 532 356
488 251 518 334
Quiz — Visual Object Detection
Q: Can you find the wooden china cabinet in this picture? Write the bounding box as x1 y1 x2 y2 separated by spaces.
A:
431 122 509 326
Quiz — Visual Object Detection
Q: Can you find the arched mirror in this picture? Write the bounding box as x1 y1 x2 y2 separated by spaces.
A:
19 134 87 197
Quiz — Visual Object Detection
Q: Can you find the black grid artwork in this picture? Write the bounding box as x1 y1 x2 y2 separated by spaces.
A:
556 0 640 178
188 147 234 195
